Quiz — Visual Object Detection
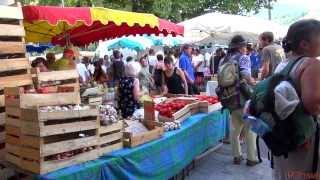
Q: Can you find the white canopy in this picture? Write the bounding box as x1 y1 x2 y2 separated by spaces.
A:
179 12 288 43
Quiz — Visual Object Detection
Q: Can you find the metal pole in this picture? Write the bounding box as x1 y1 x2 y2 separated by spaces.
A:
61 0 65 7
268 0 271 20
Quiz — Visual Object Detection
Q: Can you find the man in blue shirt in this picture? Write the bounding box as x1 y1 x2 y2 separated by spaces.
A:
247 44 261 79
179 44 199 94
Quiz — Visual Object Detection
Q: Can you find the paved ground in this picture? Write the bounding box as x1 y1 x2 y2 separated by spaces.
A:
187 143 273 180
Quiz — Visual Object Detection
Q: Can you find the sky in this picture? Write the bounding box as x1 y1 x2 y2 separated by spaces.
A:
254 0 320 25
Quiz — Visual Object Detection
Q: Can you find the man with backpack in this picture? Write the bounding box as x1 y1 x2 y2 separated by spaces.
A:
216 35 258 166
246 19 320 180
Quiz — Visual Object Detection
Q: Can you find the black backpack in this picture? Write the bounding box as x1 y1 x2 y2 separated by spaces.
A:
250 57 319 172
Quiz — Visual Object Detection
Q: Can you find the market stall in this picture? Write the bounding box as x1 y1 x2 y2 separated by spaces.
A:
0 3 232 179
36 110 229 179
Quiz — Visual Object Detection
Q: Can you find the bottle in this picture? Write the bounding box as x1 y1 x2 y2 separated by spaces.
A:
243 114 271 136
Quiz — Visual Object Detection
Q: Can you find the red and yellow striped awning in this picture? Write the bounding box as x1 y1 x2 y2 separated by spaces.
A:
23 6 184 46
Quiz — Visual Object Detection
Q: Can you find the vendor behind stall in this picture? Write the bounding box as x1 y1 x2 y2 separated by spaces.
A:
51 49 76 70
162 56 188 95
138 55 154 93
118 61 142 118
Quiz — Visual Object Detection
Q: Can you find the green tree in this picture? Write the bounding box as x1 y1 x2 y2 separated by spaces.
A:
20 0 276 22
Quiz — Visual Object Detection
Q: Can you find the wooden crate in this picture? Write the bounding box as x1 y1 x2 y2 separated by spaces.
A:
158 101 198 123
4 87 81 108
123 123 164 148
32 68 80 91
16 106 99 174
98 121 123 156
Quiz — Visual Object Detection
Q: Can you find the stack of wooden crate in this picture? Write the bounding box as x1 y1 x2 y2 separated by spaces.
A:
4 87 81 167
4 87 102 174
0 3 33 162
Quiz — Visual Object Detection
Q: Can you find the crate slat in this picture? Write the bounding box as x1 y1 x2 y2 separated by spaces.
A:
6 107 21 117
5 117 21 127
99 121 123 134
0 5 23 20
6 152 20 166
21 136 98 158
6 124 20 136
0 74 33 90
6 143 20 156
5 134 20 145
0 94 4 107
0 24 25 36
22 108 98 122
99 142 122 156
21 120 99 137
21 149 98 174
0 112 5 125
124 126 164 147
99 132 122 145
36 70 79 82
5 92 81 108
0 58 30 72
0 41 25 54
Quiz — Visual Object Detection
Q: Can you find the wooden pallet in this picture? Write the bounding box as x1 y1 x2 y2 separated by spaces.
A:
98 121 123 156
123 122 164 148
32 68 80 91
17 106 99 174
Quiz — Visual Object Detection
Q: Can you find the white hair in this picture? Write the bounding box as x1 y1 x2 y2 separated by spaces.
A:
125 61 141 77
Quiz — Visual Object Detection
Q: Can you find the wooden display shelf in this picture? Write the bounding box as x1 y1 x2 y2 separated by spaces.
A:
98 121 123 156
31 68 80 91
4 87 81 108
11 106 99 174
123 122 164 148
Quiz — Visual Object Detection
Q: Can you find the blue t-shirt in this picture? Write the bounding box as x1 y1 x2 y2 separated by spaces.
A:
239 54 252 78
179 52 195 81
250 51 261 70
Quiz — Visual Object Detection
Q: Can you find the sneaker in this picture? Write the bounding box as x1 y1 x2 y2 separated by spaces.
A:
233 156 243 165
246 160 259 167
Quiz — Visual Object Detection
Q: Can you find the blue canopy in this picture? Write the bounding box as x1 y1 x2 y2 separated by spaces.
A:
26 44 53 53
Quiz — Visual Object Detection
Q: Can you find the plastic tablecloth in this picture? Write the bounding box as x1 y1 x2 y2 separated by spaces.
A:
38 110 229 180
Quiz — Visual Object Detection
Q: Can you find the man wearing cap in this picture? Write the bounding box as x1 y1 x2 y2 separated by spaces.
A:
179 44 199 95
51 48 76 71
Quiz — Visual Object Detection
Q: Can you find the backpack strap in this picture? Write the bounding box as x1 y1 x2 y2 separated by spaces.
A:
312 122 319 175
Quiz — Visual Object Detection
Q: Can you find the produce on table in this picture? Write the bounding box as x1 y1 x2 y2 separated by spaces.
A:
163 121 181 132
39 105 90 112
155 100 191 118
99 105 118 125
195 95 219 104
124 120 149 135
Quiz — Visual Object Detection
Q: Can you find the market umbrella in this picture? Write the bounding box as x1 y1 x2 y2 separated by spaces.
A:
108 38 150 51
22 6 184 46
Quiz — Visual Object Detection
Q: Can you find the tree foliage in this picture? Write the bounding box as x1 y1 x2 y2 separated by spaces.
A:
20 0 276 22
